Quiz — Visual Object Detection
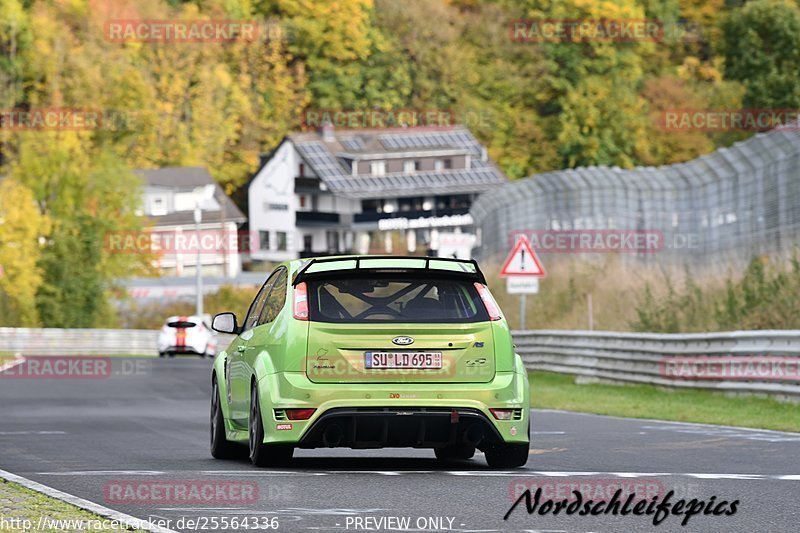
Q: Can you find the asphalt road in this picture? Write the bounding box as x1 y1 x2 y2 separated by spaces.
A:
1 357 799 533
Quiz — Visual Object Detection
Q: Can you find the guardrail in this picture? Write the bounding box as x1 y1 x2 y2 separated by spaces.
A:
513 329 800 398
3 327 800 398
0 328 235 356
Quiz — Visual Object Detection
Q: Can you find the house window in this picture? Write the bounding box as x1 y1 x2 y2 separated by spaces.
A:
326 231 340 253
436 159 452 170
403 160 418 174
299 163 305 178
259 231 271 251
150 196 167 216
361 199 378 213
370 161 386 176
299 195 306 208
303 234 313 252
276 231 288 251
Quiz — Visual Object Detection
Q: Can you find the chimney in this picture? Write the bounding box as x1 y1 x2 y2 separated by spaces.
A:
481 146 488 162
320 119 335 142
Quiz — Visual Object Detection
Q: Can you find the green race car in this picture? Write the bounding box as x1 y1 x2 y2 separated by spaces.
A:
209 256 530 468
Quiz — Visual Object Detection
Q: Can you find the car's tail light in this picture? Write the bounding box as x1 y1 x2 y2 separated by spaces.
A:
284 408 316 420
474 283 502 321
490 408 514 420
293 282 309 320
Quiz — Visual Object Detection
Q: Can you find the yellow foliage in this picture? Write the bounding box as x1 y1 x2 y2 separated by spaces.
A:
0 180 50 326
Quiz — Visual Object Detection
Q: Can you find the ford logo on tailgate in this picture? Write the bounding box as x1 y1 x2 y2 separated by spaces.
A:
392 336 414 346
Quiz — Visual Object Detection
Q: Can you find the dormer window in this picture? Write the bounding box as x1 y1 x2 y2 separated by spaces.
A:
370 161 386 176
435 158 453 171
150 196 167 216
403 160 420 174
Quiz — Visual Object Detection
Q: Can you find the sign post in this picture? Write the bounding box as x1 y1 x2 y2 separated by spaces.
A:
500 235 545 329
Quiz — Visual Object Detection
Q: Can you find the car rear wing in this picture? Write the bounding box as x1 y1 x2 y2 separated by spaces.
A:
292 256 488 286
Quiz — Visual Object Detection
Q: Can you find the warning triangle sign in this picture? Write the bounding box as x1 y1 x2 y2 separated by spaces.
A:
500 236 545 277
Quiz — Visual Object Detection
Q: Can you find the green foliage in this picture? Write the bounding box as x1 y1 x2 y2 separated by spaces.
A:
119 284 259 329
0 179 49 326
632 257 800 332
6 132 149 327
720 0 800 109
4 0 800 329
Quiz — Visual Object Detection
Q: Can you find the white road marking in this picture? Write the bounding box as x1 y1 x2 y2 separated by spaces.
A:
535 408 800 439
640 424 800 443
686 473 767 480
38 470 166 476
531 431 566 435
0 355 26 374
0 430 66 435
35 469 800 481
0 467 178 533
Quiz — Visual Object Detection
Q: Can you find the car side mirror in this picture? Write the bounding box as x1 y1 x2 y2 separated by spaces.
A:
212 312 239 334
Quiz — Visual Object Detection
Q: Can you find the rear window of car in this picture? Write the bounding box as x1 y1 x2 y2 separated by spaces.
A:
307 276 489 323
167 321 196 328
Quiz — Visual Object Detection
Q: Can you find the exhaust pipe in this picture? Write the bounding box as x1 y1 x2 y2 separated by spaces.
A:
463 424 484 447
322 424 344 447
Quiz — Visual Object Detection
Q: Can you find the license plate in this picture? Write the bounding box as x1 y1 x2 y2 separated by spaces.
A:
365 352 443 369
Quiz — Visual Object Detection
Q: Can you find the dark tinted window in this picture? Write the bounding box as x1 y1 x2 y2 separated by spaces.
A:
167 321 195 328
257 268 288 325
243 269 281 331
307 276 488 323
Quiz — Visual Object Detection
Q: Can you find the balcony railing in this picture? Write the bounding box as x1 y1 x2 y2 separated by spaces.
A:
296 211 340 225
353 206 470 224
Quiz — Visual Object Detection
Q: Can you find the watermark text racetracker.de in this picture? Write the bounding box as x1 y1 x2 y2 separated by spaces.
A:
0 516 146 531
659 109 800 132
508 229 700 254
509 19 704 43
0 356 147 379
104 480 258 505
661 356 800 381
103 19 288 43
0 108 103 131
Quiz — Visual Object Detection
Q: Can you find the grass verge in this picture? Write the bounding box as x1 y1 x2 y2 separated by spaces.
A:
0 478 145 532
529 371 800 432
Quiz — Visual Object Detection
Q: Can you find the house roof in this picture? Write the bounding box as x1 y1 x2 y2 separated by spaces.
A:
136 167 218 188
134 167 246 226
281 125 507 199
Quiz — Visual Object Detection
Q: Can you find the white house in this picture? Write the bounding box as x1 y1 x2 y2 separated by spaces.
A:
136 167 246 278
248 124 507 262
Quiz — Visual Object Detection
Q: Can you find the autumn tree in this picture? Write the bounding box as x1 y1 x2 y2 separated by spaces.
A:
720 0 800 109
0 179 50 326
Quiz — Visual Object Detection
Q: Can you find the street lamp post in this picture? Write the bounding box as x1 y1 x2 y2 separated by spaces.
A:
192 185 216 319
194 202 203 318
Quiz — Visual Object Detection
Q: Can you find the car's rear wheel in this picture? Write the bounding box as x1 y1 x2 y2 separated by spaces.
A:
249 384 293 467
210 379 243 459
434 444 475 462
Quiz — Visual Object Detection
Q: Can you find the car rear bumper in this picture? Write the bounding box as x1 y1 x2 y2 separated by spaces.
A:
297 407 507 449
162 346 206 355
252 368 530 447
